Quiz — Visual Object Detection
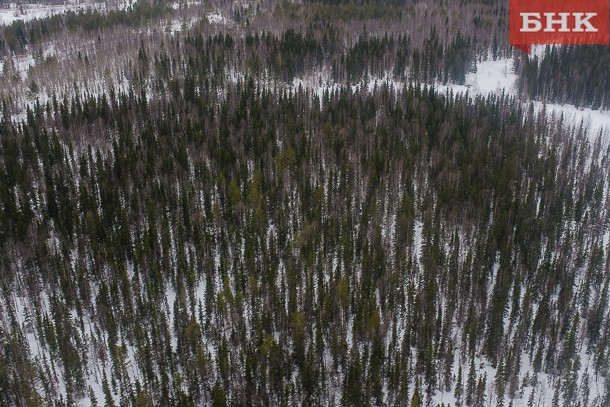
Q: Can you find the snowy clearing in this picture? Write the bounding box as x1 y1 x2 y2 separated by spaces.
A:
0 0 139 25
439 56 610 143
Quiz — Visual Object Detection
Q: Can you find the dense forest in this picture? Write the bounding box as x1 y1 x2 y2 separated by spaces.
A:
516 45 610 110
0 0 609 406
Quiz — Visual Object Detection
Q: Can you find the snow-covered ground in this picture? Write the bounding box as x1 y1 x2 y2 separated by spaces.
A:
533 102 610 140
0 0 139 25
206 11 227 25
439 55 610 143
436 58 517 97
0 3 92 25
285 55 610 145
166 15 197 33
3 42 609 405
7 2 606 144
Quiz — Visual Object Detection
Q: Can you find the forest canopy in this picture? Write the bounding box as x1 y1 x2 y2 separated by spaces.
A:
0 0 609 406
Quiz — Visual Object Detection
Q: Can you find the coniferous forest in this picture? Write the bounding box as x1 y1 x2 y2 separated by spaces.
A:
0 0 609 406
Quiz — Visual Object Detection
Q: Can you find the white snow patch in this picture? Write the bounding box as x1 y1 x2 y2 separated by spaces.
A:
533 101 610 142
468 58 518 96
438 58 517 98
413 220 423 267
14 53 35 80
0 2 97 25
206 11 227 25
0 0 139 26
166 16 195 33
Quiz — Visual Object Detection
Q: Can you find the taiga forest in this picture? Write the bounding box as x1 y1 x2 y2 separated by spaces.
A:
0 0 609 406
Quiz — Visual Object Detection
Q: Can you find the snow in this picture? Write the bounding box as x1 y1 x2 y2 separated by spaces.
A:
0 0 139 26
14 53 35 81
440 56 610 143
171 0 198 10
435 59 517 98
42 44 56 59
0 2 98 25
533 102 610 141
169 18 183 32
286 55 610 145
80 375 106 407
430 348 608 407
1 32 608 405
531 45 549 61
166 16 196 33
468 59 518 96
206 11 227 25
413 220 423 268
